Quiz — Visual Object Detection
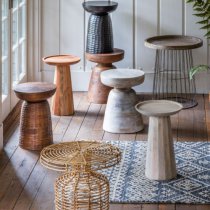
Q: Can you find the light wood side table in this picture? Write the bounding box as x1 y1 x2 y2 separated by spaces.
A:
136 100 183 180
43 55 80 116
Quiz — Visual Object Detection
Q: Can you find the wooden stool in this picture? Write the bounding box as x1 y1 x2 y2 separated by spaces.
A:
136 100 183 180
101 69 145 133
43 55 80 116
86 48 124 104
13 82 56 151
40 141 121 210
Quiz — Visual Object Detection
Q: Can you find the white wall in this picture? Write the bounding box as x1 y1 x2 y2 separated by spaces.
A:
30 0 210 93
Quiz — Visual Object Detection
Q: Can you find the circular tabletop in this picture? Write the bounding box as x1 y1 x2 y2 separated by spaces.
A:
101 69 145 89
43 55 81 66
13 82 56 102
135 100 183 117
40 141 121 172
145 35 203 50
86 48 124 64
83 1 118 15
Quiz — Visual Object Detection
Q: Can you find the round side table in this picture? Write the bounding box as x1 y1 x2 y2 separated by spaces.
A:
136 100 183 180
43 55 80 116
86 48 124 104
40 141 121 210
101 69 145 133
13 82 56 150
145 35 203 109
83 1 118 54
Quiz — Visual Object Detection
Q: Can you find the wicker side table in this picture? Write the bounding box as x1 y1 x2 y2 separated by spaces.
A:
145 35 203 109
13 82 56 150
43 54 80 116
40 141 121 210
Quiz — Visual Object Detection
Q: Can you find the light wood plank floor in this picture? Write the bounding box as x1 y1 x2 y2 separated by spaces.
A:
0 92 210 210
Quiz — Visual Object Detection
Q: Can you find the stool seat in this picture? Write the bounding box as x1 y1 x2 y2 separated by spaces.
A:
101 69 145 89
14 82 56 102
135 100 183 117
86 48 124 64
43 54 80 66
83 1 118 15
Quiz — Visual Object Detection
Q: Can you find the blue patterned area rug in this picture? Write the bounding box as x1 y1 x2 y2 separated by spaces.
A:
103 141 210 204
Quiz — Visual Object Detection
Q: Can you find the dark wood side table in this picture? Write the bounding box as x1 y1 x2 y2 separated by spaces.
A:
43 55 80 116
13 82 56 151
86 48 124 104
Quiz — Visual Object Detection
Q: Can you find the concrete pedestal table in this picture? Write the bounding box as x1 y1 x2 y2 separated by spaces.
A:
101 69 145 133
43 55 80 116
136 100 183 180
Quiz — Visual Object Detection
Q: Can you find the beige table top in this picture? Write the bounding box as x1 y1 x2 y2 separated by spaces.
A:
136 100 183 117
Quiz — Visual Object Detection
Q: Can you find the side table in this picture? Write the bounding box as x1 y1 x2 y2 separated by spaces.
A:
13 82 56 150
136 100 183 180
43 55 80 116
145 35 203 109
101 69 145 133
40 141 121 210
86 49 124 104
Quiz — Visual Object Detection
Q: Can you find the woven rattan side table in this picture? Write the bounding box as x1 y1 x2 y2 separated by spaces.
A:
145 35 203 109
43 55 80 116
40 141 121 210
13 82 56 150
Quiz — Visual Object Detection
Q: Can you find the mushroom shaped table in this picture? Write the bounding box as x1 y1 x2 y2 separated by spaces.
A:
101 69 145 133
43 55 80 116
40 141 121 210
13 82 56 150
136 100 183 180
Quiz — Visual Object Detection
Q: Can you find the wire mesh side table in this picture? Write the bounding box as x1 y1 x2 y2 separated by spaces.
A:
145 35 203 109
40 141 121 210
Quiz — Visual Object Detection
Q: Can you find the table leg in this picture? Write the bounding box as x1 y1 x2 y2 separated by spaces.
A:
146 116 176 180
52 65 74 116
88 63 114 104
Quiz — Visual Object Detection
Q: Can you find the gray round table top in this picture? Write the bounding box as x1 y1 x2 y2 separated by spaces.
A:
101 69 145 89
145 35 203 50
135 100 183 117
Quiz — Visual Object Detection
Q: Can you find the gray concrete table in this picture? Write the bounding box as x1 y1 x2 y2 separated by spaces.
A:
101 69 145 133
136 100 183 180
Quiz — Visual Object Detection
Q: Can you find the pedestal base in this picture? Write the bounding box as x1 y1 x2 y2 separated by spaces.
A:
103 88 144 133
20 100 53 151
52 65 74 116
146 116 176 180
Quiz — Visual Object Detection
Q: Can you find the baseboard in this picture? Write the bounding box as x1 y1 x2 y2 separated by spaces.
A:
3 100 22 143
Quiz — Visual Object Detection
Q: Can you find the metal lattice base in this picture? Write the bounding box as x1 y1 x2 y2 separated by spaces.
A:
153 49 197 109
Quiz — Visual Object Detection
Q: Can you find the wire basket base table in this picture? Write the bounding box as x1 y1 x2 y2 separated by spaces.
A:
145 35 203 109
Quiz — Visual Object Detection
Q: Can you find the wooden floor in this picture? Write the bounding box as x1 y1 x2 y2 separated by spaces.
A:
0 92 210 210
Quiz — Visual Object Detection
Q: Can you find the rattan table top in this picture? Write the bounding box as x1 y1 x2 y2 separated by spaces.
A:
40 141 121 172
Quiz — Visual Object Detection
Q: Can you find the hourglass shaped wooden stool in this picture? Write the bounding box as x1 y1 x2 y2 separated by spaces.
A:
43 55 80 116
40 141 121 210
101 69 145 133
13 82 56 150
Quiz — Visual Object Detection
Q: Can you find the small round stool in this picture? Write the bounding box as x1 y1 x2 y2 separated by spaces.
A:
86 49 124 104
136 100 183 180
43 54 80 116
40 141 121 210
101 69 145 133
13 82 56 151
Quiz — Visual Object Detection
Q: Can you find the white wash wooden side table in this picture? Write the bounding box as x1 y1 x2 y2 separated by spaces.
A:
136 100 183 180
101 69 145 133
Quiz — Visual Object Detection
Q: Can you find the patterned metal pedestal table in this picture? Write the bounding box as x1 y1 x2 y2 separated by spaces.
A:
40 141 121 210
145 35 203 109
